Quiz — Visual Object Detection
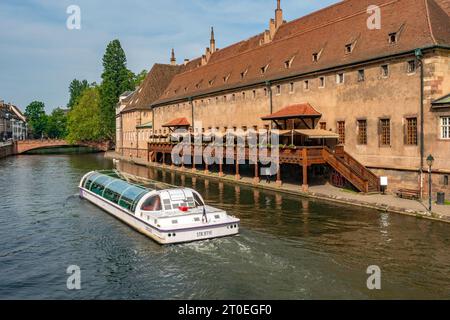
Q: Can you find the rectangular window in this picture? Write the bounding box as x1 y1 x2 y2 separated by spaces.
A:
345 44 353 54
381 64 389 78
319 77 325 88
337 121 345 144
252 90 256 99
405 117 418 145
276 85 281 95
357 120 367 145
312 53 319 62
380 119 391 146
304 80 309 90
336 73 344 84
407 60 416 73
389 33 397 44
441 116 450 139
444 175 449 186
358 69 365 82
289 82 295 93
320 122 327 130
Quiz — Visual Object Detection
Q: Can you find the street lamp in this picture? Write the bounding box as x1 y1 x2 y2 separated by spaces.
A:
426 154 434 212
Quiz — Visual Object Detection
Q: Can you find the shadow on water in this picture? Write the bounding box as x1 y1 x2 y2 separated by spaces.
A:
0 154 449 299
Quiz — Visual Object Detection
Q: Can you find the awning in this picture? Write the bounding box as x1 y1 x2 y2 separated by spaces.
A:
432 93 450 108
136 122 153 129
261 103 322 121
162 117 191 127
295 129 339 139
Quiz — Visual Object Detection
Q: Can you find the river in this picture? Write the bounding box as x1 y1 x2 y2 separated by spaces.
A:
0 153 449 299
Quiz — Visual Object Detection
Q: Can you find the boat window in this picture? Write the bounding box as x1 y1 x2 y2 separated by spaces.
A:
193 192 205 207
141 195 162 212
83 173 148 212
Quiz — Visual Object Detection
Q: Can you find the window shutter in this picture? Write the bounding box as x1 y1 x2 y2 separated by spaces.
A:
378 119 382 146
403 122 407 145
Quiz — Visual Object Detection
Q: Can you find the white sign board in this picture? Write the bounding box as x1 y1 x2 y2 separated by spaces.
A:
380 176 388 186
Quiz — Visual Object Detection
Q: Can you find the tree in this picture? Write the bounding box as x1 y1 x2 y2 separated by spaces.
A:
68 79 90 110
25 101 48 138
46 108 68 139
99 39 134 139
66 87 103 143
134 69 147 87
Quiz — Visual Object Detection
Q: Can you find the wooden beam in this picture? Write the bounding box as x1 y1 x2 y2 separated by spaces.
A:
302 148 309 191
276 163 282 186
235 159 241 180
219 161 223 177
253 162 260 184
300 118 311 129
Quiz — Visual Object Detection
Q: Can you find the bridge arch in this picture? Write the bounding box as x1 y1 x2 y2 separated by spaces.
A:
16 140 111 154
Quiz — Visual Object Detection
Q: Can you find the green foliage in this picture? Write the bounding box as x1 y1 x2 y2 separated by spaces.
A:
68 79 90 109
46 108 68 139
25 101 48 138
66 87 103 143
99 39 134 139
134 69 147 87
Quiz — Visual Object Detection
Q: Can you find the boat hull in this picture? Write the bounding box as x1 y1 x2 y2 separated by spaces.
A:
80 188 239 245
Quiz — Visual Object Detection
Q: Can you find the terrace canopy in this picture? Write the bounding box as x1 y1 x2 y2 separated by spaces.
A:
162 117 191 130
136 122 153 129
261 103 322 129
432 93 450 109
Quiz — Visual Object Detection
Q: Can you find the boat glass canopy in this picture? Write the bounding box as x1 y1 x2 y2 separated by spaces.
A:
83 172 148 212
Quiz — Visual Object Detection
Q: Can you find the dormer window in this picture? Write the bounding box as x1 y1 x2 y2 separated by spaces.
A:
260 64 269 74
312 53 319 62
389 32 397 44
208 79 215 86
223 73 231 83
285 56 295 69
184 87 188 92
345 43 353 54
240 69 248 79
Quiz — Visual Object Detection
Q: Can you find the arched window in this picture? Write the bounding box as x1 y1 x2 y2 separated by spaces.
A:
141 195 162 212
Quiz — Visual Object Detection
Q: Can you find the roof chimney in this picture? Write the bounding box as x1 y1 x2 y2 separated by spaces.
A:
184 58 190 66
210 27 216 54
275 0 283 29
170 48 176 66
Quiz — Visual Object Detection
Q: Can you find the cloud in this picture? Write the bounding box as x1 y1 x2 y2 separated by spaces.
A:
0 0 337 113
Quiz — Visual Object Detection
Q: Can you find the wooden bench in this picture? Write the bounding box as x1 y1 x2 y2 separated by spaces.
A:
396 188 420 200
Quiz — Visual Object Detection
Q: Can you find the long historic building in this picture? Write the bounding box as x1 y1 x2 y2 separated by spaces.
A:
117 0 450 197
0 100 28 141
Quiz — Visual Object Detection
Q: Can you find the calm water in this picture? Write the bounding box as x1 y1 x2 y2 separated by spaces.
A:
0 154 449 299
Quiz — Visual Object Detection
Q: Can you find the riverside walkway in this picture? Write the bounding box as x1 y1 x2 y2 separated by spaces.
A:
106 151 450 224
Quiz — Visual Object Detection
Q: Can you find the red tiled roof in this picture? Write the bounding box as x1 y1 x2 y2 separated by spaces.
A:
122 64 184 113
153 0 450 106
162 117 191 127
261 103 322 120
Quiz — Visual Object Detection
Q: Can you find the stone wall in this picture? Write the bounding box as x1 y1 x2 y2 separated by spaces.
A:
116 49 450 194
0 142 15 159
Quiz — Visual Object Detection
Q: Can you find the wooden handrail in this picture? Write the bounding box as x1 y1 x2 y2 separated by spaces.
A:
322 148 368 192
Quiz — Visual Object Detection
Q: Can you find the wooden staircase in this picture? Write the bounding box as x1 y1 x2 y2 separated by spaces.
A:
322 147 380 193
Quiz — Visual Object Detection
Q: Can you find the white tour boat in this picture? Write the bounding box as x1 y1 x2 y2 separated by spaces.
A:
79 171 240 244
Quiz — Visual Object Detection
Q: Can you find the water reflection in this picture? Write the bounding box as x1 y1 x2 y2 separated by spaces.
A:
0 154 449 299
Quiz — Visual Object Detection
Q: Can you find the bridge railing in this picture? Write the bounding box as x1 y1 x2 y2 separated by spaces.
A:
0 141 13 147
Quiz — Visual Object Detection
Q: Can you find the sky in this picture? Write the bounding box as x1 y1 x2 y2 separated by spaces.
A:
0 0 338 113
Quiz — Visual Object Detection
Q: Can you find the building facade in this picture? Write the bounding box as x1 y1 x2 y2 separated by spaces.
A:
0 100 28 141
116 0 450 196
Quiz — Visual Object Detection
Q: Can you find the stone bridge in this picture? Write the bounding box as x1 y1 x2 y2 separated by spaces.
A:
15 140 112 154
